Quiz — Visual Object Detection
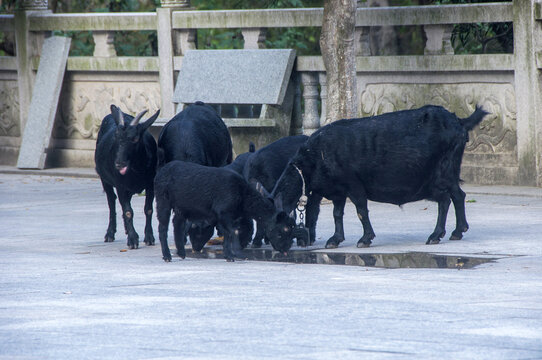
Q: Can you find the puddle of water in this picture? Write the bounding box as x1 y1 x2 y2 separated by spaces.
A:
185 247 499 269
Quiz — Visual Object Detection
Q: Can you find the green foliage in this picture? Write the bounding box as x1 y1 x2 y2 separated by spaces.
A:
0 0 513 57
193 0 321 53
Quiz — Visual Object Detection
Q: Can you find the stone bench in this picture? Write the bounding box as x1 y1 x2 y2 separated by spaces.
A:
168 49 297 155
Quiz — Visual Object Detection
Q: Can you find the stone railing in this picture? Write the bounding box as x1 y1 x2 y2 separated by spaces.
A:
1 0 541 186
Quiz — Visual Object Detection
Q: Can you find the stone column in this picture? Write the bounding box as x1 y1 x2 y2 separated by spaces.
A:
301 72 320 135
174 29 196 56
157 0 191 118
291 72 303 135
355 0 371 56
513 0 542 186
318 72 328 127
241 28 267 49
423 25 454 55
15 0 50 131
93 31 116 57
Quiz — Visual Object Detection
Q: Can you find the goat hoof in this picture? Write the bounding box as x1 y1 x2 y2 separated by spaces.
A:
325 241 339 249
251 242 262 249
163 256 171 262
449 232 463 241
426 238 441 245
325 235 344 249
104 236 115 243
226 258 235 262
144 235 155 246
356 241 371 248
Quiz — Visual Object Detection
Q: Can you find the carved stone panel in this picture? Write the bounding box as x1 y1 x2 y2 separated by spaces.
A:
359 83 517 156
54 79 161 140
0 80 20 137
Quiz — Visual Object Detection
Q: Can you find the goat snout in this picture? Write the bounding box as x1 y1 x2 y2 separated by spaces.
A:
115 163 128 175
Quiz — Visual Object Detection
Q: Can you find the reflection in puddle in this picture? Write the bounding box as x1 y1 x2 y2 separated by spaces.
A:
186 246 498 269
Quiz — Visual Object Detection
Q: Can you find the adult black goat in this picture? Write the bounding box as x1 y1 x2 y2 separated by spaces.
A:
242 135 311 248
154 160 295 262
157 101 232 167
95 105 160 249
270 105 488 249
157 101 234 254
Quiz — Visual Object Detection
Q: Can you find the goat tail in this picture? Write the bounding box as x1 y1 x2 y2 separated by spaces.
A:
249 142 256 153
460 105 489 131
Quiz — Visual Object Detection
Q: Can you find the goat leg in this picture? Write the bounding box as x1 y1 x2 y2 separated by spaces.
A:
172 214 187 259
450 185 468 240
143 186 155 246
426 197 451 245
325 198 346 249
102 181 117 243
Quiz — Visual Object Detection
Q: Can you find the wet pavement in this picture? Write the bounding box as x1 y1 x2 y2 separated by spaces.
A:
0 169 541 359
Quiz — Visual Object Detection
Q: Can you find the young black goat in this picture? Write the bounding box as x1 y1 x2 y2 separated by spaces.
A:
157 101 234 253
95 105 160 249
242 135 311 248
225 142 256 175
154 160 295 262
271 105 488 249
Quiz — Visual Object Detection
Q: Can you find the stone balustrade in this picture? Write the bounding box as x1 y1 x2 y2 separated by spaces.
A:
1 1 542 186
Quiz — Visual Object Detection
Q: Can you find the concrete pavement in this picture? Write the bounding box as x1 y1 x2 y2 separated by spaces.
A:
0 170 541 359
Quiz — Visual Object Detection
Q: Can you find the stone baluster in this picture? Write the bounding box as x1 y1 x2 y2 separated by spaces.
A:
158 0 192 118
21 0 48 9
174 29 197 56
15 0 50 131
238 28 267 118
291 72 303 135
318 72 328 127
423 25 454 55
301 72 320 135
161 0 191 7
241 28 267 49
93 31 116 57
355 0 371 56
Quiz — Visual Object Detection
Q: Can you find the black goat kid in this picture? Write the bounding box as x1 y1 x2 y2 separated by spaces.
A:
154 161 295 262
271 105 488 249
95 105 159 249
157 101 234 252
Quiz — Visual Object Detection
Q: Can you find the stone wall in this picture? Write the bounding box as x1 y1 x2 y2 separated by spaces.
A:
357 74 518 185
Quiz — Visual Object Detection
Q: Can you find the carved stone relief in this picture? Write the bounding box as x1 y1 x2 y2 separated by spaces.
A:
359 83 517 155
54 80 161 140
0 81 20 137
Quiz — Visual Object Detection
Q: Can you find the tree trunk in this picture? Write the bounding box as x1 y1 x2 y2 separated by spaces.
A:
320 0 357 124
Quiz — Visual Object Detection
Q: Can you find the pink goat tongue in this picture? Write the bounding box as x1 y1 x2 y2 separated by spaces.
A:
119 167 128 175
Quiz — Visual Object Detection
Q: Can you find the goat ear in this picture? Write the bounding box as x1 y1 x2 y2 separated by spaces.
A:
138 109 160 132
274 192 284 212
255 181 270 198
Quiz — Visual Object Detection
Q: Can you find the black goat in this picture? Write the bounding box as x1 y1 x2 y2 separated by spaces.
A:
157 101 234 254
154 160 295 261
157 101 232 167
271 105 488 249
95 105 160 249
242 135 311 248
225 142 256 175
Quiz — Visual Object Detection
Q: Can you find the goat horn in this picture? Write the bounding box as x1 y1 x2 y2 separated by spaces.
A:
130 109 148 126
